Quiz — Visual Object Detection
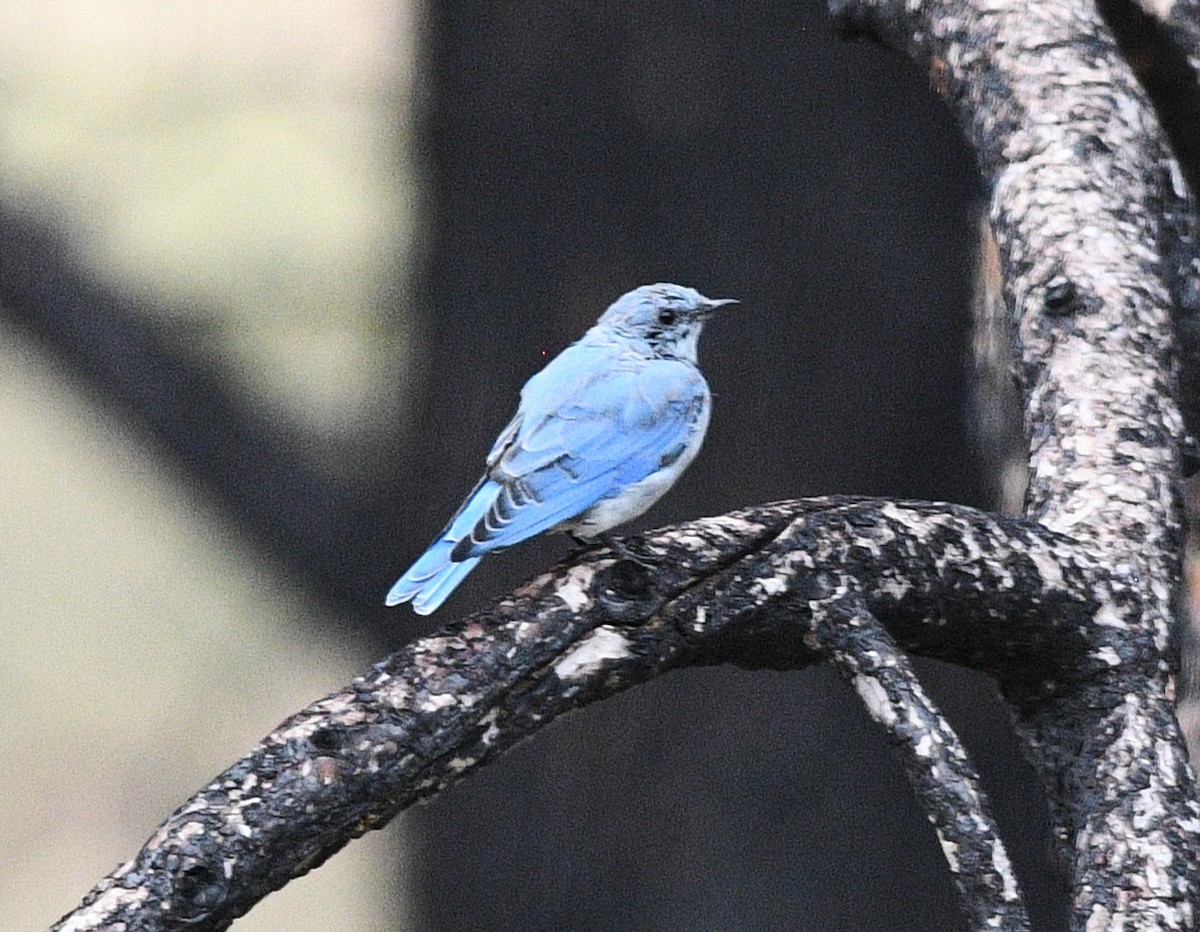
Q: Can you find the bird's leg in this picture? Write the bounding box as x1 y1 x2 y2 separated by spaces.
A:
567 531 647 563
593 531 655 568
565 532 603 559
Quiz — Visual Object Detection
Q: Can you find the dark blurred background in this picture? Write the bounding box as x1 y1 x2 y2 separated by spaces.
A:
1 2 1064 930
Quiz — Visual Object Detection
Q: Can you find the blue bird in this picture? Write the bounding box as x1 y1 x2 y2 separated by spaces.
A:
386 282 736 614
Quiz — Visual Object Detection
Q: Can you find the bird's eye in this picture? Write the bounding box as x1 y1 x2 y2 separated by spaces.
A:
657 309 677 326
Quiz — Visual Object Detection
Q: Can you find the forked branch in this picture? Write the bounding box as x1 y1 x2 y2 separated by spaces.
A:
61 497 1133 931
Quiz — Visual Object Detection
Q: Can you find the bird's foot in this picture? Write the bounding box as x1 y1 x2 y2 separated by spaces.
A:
576 530 652 566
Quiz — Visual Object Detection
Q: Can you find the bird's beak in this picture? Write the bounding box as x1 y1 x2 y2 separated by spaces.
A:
702 297 739 315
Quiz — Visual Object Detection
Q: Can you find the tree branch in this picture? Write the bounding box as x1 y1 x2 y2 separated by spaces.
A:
832 0 1200 925
809 591 1028 928
59 497 1139 931
1098 0 1200 200
1095 0 1200 470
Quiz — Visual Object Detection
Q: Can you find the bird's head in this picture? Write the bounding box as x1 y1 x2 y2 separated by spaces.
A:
597 283 738 362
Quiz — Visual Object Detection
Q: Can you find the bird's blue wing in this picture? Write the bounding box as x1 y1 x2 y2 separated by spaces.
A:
452 353 708 558
385 344 603 614
386 344 706 614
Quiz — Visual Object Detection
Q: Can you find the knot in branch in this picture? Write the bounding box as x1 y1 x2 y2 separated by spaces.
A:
595 557 659 622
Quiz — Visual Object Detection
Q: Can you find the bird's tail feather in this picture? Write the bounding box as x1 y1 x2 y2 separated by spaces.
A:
385 538 482 614
386 481 500 613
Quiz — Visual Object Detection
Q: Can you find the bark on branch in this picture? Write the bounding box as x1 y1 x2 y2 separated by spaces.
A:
56 0 1200 928
808 591 1026 927
62 498 1121 931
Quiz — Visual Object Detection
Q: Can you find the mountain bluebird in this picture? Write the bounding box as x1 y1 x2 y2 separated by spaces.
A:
386 282 736 614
